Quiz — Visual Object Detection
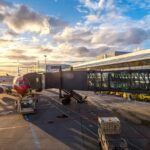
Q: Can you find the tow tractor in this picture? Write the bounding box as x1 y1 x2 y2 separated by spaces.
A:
15 94 38 114
98 117 128 150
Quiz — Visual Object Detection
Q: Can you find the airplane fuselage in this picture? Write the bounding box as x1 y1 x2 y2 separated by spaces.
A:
13 76 30 96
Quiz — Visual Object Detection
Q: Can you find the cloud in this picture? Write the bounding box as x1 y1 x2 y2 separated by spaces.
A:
39 47 53 53
73 47 92 57
0 30 18 41
7 55 36 60
92 28 150 46
79 0 118 25
55 24 150 52
74 0 150 54
73 46 109 57
6 30 18 36
0 38 13 46
78 0 113 16
48 16 68 33
5 49 36 60
54 27 92 45
54 24 150 59
58 42 112 58
32 36 39 42
1 0 150 67
18 1 150 61
98 0 105 9
117 0 150 10
85 15 99 22
0 0 12 11
79 0 102 10
3 5 50 34
8 49 25 55
0 14 4 20
58 43 88 57
76 5 89 14
0 1 68 35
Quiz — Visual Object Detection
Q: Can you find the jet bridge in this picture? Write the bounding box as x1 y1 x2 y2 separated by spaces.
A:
23 69 150 94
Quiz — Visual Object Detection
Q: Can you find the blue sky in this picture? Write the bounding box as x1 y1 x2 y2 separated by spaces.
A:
7 0 150 22
7 0 83 24
0 0 150 74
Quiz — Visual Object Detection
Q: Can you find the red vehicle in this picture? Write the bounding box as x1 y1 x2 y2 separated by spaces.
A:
13 76 31 96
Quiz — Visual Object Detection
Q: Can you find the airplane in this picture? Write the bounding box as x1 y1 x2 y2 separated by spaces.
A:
12 76 38 114
12 76 31 97
0 75 31 96
0 75 38 114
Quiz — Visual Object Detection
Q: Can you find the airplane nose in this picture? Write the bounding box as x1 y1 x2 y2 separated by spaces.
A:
20 85 28 93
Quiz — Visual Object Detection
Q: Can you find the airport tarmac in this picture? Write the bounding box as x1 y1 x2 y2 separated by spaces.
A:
0 92 98 150
0 90 150 150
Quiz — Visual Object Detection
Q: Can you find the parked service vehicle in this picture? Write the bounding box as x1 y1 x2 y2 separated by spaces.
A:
98 117 128 150
16 95 37 114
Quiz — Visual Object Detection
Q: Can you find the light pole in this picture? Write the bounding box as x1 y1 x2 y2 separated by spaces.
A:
37 60 40 73
44 55 47 72
34 62 36 72
17 60 20 76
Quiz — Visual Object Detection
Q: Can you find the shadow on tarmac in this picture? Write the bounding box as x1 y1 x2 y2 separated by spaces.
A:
24 95 99 150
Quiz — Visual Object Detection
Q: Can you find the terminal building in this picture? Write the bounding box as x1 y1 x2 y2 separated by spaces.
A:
73 49 150 71
96 50 130 60
24 49 150 101
46 64 71 72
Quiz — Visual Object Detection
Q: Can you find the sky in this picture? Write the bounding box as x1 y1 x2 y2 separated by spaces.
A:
0 0 150 74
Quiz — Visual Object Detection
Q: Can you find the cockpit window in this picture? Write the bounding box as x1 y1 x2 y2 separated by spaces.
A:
19 80 30 86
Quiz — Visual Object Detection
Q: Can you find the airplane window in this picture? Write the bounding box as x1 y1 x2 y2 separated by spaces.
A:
19 81 24 85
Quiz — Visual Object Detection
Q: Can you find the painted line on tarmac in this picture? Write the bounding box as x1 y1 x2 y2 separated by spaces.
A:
0 125 28 130
24 115 41 149
0 111 14 115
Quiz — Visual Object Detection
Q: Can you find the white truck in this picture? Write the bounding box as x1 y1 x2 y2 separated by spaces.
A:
16 95 38 114
98 117 128 150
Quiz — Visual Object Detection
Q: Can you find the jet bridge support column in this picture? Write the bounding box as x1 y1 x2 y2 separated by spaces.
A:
59 66 63 98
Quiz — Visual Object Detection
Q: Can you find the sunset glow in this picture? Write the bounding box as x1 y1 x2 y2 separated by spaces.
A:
0 0 150 75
